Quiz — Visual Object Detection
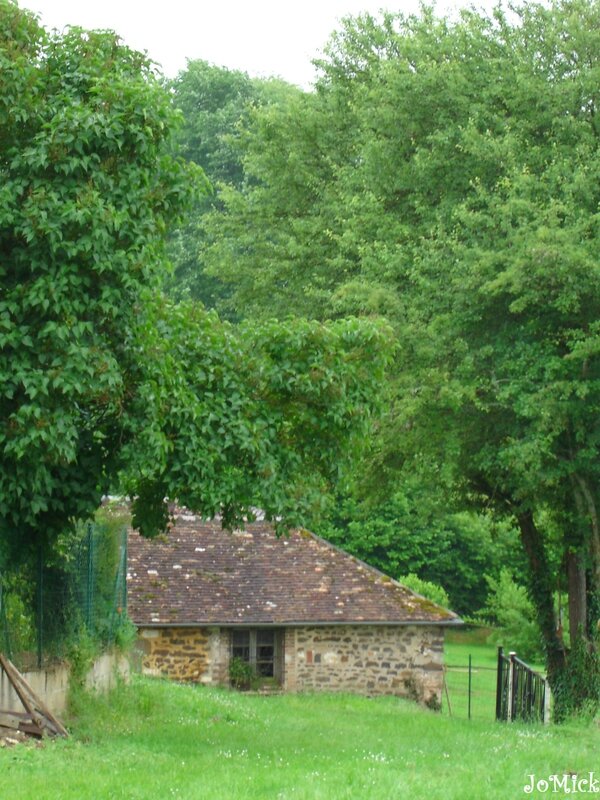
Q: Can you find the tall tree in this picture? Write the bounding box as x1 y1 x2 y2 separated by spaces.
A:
165 60 300 309
0 3 392 564
202 0 600 717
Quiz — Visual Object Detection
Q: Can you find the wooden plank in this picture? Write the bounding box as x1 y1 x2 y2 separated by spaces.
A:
0 726 27 742
1 654 68 737
0 710 34 720
17 721 44 738
0 654 68 737
0 654 41 724
0 720 42 738
0 713 21 729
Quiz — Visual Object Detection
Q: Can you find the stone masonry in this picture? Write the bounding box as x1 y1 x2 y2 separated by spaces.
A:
136 623 444 708
283 624 445 707
137 626 229 685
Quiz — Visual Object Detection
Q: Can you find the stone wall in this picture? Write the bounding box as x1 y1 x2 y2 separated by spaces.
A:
137 624 445 707
283 625 444 707
137 626 228 684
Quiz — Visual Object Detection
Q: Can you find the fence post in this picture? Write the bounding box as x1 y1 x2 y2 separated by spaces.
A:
86 523 94 631
468 653 472 721
495 646 504 721
36 544 44 668
122 527 128 615
0 578 12 660
543 680 551 724
507 651 516 722
109 528 128 640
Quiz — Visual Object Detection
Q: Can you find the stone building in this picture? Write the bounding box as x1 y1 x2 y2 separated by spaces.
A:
127 512 461 707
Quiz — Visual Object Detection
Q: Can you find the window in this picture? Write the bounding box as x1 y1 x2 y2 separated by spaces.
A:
232 630 251 663
231 629 282 681
256 629 276 677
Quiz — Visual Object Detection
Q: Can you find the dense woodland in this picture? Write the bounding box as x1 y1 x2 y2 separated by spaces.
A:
1 0 599 719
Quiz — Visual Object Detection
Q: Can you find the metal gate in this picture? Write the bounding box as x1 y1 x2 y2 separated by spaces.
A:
496 647 549 723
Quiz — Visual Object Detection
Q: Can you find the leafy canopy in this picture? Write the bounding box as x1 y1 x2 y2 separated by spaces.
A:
196 0 600 713
0 2 392 560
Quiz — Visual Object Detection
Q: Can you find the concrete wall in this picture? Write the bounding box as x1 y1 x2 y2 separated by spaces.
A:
137 624 445 707
0 653 129 716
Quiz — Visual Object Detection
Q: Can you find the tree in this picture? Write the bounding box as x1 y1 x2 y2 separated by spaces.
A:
202 0 600 717
0 3 392 566
1 2 196 559
317 487 524 617
121 304 392 537
165 60 300 309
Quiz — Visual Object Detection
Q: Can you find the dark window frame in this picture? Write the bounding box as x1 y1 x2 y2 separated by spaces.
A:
230 628 283 682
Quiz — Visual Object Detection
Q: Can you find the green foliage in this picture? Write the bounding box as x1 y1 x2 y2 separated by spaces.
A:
123 304 393 537
228 656 256 690
551 628 600 721
66 628 99 687
112 615 138 652
0 4 392 556
193 0 600 714
0 2 200 558
0 571 36 658
316 487 524 616
398 574 449 609
165 60 300 307
483 570 544 662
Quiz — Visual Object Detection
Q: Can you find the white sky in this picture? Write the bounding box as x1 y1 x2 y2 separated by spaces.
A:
22 0 475 88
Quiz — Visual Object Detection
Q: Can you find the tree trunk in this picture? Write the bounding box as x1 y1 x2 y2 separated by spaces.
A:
566 550 587 646
573 474 600 589
517 510 565 683
518 508 600 720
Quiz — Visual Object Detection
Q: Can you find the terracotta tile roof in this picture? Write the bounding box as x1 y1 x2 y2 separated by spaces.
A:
127 513 461 627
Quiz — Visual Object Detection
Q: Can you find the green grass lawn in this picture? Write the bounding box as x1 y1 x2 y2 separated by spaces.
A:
1 675 598 800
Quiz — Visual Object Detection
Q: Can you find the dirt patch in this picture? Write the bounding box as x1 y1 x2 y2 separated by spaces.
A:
0 728 42 748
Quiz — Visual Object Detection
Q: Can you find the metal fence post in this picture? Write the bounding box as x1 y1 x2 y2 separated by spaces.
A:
86 523 94 631
0 578 12 660
507 651 516 722
36 544 44 668
122 527 128 615
495 646 504 721
468 654 472 721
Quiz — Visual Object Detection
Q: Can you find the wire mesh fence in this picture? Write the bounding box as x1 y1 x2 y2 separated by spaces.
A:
0 521 128 671
442 658 501 721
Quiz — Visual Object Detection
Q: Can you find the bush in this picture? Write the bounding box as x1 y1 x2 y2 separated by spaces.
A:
482 569 544 662
229 657 256 690
398 574 450 608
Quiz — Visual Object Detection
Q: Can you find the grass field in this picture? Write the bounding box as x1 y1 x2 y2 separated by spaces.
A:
1 672 598 800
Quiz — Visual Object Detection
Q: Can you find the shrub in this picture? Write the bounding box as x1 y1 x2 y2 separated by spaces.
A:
483 569 544 662
398 573 450 609
229 657 256 690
